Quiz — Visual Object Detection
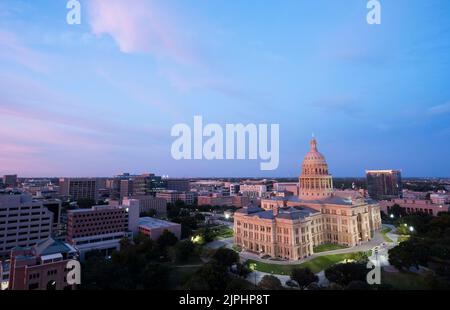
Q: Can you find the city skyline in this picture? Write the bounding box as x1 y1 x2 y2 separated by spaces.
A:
1 0 450 177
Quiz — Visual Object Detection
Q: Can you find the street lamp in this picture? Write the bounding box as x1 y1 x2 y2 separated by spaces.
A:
249 263 258 287
390 214 394 219
409 226 414 233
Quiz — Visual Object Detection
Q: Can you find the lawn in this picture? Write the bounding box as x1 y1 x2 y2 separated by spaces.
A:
382 270 430 290
313 243 348 253
213 226 234 239
245 252 365 275
397 235 410 243
380 227 393 243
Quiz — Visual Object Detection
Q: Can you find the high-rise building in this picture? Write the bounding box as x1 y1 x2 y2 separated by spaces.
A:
66 200 139 260
2 175 18 188
132 174 167 196
0 191 55 258
7 237 79 290
156 190 195 205
59 178 99 202
124 196 167 216
166 179 191 192
119 179 134 199
366 170 402 200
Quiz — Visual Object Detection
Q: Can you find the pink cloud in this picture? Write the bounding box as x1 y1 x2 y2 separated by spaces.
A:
88 0 194 65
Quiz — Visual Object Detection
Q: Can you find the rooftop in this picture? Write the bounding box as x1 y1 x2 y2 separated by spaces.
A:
34 238 77 256
236 204 320 220
139 217 180 229
266 195 357 206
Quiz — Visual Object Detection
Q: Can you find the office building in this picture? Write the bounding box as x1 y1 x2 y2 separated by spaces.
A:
379 198 450 216
123 195 167 216
2 175 18 188
7 237 78 290
156 190 195 205
0 191 55 258
166 179 191 192
138 217 181 240
66 200 139 260
273 183 300 196
59 178 99 202
366 170 402 200
132 174 167 196
240 184 267 199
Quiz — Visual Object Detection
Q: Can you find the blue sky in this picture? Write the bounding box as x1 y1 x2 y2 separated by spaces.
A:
0 0 449 178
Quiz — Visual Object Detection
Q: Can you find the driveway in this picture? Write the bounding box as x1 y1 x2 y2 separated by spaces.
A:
204 237 234 250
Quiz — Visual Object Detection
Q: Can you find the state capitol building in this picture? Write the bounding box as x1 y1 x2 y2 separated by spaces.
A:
234 137 382 261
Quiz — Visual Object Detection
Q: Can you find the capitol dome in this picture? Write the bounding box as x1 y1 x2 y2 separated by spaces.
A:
299 137 334 200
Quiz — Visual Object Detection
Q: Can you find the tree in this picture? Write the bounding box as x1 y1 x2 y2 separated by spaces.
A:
175 199 186 208
235 263 251 278
389 204 407 218
258 275 283 290
189 261 229 290
140 263 170 290
196 227 215 244
212 248 239 268
172 240 196 263
226 278 253 290
167 203 181 219
157 230 178 249
290 268 318 290
325 263 367 287
173 216 198 238
195 213 205 222
388 239 430 270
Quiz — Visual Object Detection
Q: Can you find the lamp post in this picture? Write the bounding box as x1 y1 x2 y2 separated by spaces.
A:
249 263 257 287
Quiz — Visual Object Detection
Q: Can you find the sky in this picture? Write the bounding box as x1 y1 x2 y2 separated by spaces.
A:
0 0 449 178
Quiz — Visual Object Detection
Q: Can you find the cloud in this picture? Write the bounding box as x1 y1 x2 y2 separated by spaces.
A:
0 29 50 73
87 0 194 65
428 102 450 116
